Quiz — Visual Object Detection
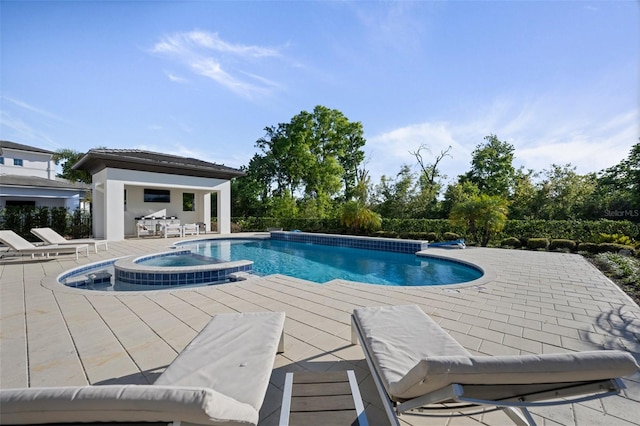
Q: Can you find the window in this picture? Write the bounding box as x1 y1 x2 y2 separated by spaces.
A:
0 157 4 164
183 193 195 211
144 188 171 203
13 158 23 166
6 200 35 207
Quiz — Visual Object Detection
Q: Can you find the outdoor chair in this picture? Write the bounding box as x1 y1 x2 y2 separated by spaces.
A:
0 230 89 260
161 223 182 238
31 227 108 253
351 304 639 426
182 223 200 236
1 311 286 425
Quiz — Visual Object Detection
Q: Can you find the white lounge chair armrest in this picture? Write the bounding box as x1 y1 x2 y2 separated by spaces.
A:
393 351 639 400
0 385 258 426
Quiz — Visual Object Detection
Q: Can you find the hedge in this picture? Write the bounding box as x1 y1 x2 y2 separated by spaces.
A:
501 220 639 242
0 206 92 241
231 217 639 245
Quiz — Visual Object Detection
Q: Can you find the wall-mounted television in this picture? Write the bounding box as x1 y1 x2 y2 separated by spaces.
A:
144 189 171 203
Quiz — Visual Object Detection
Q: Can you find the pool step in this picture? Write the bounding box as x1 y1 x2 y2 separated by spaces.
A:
65 271 112 287
228 272 254 282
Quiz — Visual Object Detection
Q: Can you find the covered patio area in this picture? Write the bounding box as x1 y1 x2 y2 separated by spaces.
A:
73 149 244 240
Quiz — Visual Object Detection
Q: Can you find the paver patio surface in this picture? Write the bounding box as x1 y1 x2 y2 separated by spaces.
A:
1 233 639 425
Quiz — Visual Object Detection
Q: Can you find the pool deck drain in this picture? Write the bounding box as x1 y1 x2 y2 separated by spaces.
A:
1 232 639 426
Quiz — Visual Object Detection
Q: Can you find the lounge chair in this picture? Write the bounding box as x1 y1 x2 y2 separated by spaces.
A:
31 227 108 253
0 230 89 260
0 311 286 425
351 305 639 426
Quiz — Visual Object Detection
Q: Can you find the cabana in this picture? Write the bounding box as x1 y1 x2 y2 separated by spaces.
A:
73 149 245 241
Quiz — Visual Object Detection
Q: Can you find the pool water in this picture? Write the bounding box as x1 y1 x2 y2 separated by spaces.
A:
184 239 482 286
139 254 219 267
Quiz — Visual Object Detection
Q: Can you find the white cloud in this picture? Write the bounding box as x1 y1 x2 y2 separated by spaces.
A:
150 30 284 98
365 98 638 186
2 96 69 123
165 71 188 83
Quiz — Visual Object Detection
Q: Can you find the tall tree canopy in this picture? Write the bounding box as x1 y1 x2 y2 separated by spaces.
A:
462 134 516 197
53 149 92 184
595 142 640 219
232 105 367 218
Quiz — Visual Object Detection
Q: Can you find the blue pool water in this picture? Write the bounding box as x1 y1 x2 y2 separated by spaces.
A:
182 239 482 286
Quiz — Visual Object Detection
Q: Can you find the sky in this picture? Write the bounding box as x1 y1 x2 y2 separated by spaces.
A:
1 1 638 187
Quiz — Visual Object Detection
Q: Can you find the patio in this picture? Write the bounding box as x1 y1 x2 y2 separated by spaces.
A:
1 233 639 425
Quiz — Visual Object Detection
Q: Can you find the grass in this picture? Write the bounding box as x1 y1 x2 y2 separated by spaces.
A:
588 252 640 306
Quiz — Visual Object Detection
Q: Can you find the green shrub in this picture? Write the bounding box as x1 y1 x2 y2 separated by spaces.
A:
592 252 640 288
549 239 577 252
577 242 599 254
594 233 634 245
501 237 521 248
527 238 549 250
372 231 398 238
597 243 636 255
443 232 461 241
399 232 434 241
424 232 438 242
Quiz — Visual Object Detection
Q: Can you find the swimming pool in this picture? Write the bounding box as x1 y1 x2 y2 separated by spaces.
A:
58 233 483 291
181 238 482 286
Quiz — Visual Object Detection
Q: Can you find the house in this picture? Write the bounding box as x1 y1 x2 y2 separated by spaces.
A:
0 140 89 210
72 149 245 241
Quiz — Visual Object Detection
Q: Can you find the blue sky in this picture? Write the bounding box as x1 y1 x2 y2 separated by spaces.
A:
1 1 638 186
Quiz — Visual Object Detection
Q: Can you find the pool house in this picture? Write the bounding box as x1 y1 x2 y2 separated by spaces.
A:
73 149 245 241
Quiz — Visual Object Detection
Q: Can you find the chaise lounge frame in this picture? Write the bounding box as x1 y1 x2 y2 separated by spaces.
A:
351 304 639 426
30 227 108 253
0 230 89 260
1 311 286 425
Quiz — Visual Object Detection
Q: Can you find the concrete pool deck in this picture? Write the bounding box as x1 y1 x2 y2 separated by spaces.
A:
1 232 639 425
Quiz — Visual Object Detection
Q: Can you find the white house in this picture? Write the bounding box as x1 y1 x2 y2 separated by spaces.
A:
73 149 245 241
0 140 89 209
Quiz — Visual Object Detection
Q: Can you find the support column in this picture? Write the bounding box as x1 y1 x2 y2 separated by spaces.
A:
201 192 211 232
103 180 125 241
216 181 231 234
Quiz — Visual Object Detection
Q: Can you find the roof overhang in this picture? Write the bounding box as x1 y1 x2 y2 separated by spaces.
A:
73 149 245 180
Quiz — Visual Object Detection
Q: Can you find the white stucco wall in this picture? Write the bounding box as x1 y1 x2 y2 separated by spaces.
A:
0 148 54 179
92 167 231 240
0 186 81 209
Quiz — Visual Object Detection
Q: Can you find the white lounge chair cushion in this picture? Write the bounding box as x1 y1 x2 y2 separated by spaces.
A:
155 311 285 412
353 304 470 393
354 305 639 400
0 385 257 425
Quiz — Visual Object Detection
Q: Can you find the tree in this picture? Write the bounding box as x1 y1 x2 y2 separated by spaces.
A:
371 165 417 218
462 134 515 197
595 142 640 221
508 167 538 219
409 144 452 218
53 149 92 183
341 200 381 234
440 180 480 219
449 194 509 246
536 164 597 220
233 106 367 219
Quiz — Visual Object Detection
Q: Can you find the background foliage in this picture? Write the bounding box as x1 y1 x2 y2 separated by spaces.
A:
0 206 92 241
